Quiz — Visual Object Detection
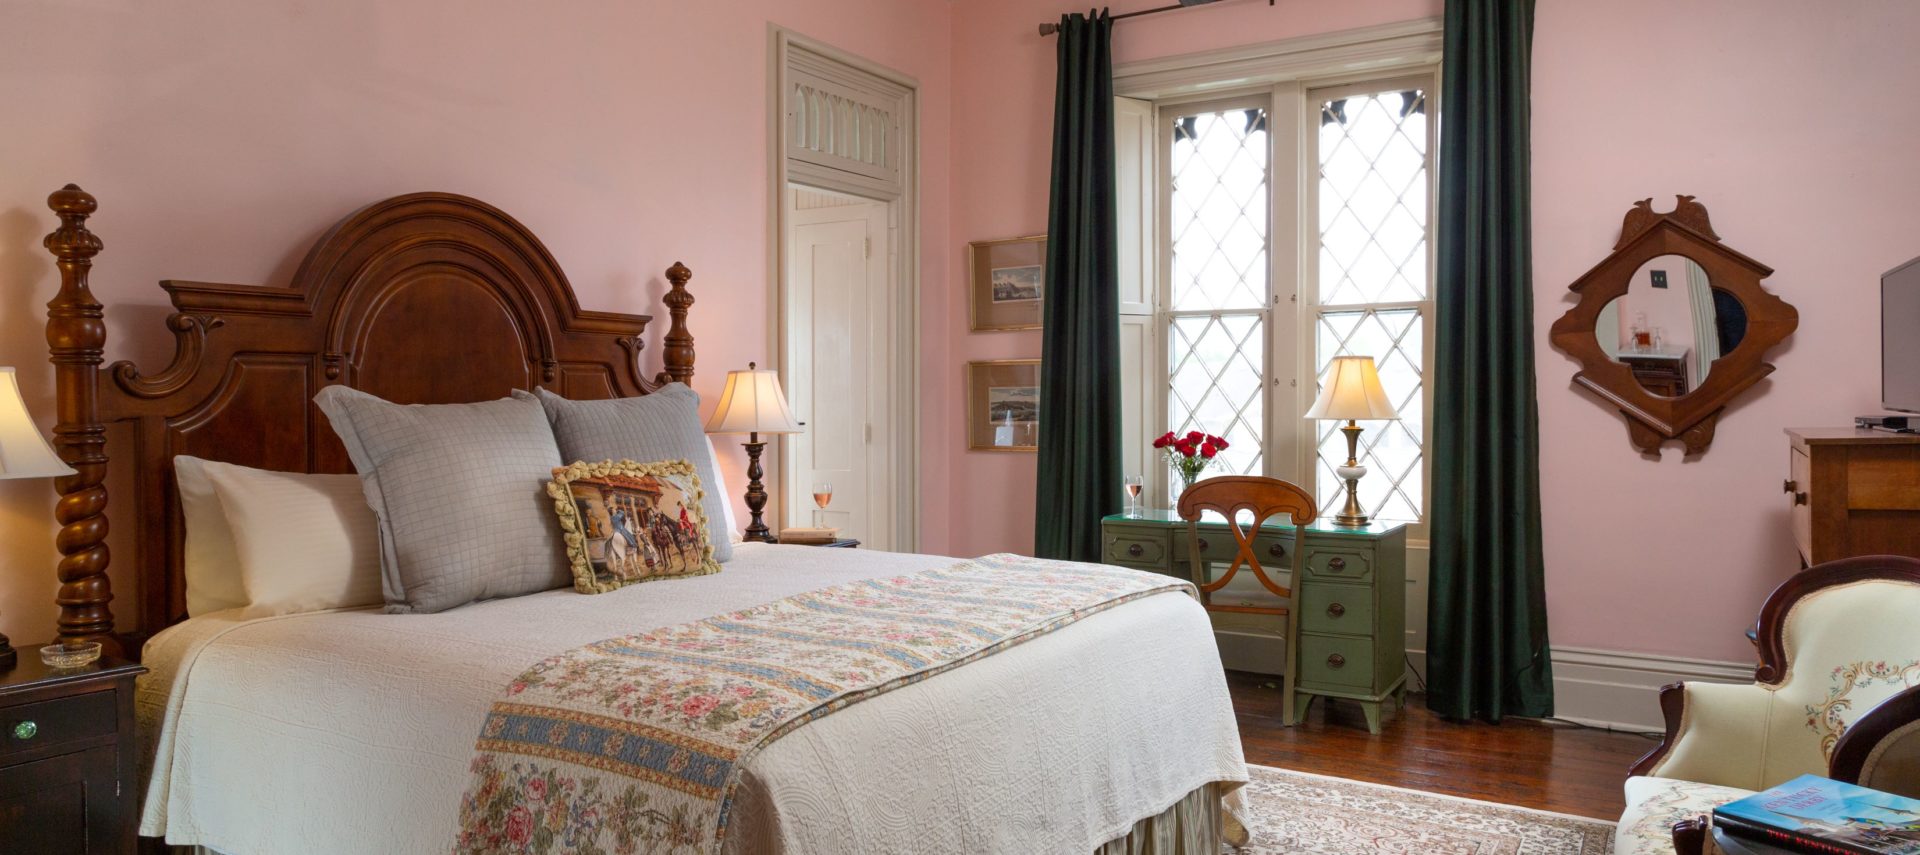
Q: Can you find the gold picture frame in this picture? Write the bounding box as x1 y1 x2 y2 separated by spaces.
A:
968 235 1047 331
967 359 1041 452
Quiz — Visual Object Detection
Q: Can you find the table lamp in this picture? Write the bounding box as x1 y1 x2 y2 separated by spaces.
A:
0 367 78 669
1304 356 1399 527
704 363 803 543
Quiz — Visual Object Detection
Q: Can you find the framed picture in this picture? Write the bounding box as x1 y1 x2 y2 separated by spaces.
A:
967 359 1041 452
969 235 1047 331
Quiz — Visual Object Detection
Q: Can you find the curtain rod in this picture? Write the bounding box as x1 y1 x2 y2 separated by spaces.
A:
1037 0 1272 37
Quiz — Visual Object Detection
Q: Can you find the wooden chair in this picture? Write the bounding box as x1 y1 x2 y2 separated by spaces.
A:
1175 475 1318 726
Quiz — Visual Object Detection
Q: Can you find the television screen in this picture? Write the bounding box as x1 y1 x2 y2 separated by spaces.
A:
1886 256 1920 413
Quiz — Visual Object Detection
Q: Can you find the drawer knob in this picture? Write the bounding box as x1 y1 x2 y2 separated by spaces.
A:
1326 557 1347 571
1791 490 1808 506
12 720 36 741
1127 543 1144 558
1196 538 1210 551
1326 654 1346 669
1783 479 1797 493
1327 602 1346 618
1268 542 1285 558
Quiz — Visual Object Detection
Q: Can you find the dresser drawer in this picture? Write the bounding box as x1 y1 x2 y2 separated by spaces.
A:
1104 529 1171 565
1301 547 1372 582
1297 634 1375 691
1298 583 1373 636
1 689 116 760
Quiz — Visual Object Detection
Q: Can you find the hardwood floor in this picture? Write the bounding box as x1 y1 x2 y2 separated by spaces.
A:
1226 670 1655 820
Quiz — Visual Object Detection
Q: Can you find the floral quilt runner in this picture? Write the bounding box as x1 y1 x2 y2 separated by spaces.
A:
454 553 1193 854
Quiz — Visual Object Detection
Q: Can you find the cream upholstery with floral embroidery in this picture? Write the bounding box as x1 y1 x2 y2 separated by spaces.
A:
1649 580 1920 792
1616 777 1753 855
1614 568 1920 855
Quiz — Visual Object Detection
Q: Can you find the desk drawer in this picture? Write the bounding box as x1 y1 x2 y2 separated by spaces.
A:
1301 547 1372 583
1298 583 1373 636
1104 530 1171 565
1 689 116 760
1297 634 1375 691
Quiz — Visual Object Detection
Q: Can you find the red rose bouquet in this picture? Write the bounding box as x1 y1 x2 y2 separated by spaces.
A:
1153 430 1229 489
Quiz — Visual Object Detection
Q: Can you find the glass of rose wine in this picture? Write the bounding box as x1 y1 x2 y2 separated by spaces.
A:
812 481 833 514
1123 475 1144 517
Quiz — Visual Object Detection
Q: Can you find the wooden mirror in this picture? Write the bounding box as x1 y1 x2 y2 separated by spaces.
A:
1550 196 1798 455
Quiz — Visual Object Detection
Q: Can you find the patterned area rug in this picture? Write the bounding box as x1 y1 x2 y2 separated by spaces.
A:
1238 765 1617 854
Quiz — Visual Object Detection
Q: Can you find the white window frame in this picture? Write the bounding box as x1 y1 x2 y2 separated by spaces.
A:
1113 20 1441 536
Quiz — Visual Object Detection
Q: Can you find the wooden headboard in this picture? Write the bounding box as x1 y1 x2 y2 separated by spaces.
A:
39 185 696 655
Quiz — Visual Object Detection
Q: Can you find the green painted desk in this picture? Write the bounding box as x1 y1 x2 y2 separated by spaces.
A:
1101 510 1409 732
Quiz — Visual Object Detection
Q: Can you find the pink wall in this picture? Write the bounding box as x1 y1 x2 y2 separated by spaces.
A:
0 0 952 646
1534 0 1920 662
943 0 1920 665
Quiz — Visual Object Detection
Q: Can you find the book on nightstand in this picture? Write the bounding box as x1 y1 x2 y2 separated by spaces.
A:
1713 774 1920 855
777 526 841 545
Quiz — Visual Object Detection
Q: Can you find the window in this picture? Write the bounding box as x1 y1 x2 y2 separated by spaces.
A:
1140 73 1435 526
1307 81 1432 524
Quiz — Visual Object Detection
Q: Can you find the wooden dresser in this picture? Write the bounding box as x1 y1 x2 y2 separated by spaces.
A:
1785 428 1920 565
1101 511 1408 732
0 654 145 854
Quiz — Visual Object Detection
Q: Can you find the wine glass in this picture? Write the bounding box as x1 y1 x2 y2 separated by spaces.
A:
812 481 833 511
1123 475 1144 517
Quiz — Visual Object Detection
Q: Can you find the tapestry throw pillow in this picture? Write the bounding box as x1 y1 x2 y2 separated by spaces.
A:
518 384 733 562
314 386 571 613
547 459 720 593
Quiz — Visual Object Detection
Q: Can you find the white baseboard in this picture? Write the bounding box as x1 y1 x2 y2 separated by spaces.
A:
1406 645 1753 733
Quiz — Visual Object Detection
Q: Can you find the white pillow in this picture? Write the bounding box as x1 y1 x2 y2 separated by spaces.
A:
703 436 743 544
176 456 249 617
194 459 383 618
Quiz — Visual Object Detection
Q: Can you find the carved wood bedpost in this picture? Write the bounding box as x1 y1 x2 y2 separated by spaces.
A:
42 184 118 653
656 261 695 387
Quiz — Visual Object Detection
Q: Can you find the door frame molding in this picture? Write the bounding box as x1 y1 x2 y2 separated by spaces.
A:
768 26 921 551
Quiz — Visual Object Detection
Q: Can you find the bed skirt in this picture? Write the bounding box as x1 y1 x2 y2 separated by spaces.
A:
1096 782 1238 854
160 783 1233 855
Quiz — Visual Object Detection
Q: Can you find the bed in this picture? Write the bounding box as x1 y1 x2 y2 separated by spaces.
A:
34 185 1249 853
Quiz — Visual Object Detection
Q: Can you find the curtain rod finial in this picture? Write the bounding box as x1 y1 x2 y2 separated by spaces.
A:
1038 21 1059 36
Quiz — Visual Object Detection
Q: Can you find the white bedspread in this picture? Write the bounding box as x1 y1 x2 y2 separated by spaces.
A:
138 544 1247 854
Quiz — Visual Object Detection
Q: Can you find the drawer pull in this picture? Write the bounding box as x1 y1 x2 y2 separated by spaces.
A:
1326 557 1347 571
1791 490 1808 506
1326 654 1346 669
1326 602 1346 618
12 720 36 741
1783 479 1796 493
1127 543 1144 558
1268 543 1285 558
1196 538 1210 551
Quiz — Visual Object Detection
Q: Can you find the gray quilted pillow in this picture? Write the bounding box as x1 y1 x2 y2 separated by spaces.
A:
521 384 733 562
314 386 570 613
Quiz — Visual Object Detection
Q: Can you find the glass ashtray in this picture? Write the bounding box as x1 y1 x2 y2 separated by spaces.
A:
40 641 102 669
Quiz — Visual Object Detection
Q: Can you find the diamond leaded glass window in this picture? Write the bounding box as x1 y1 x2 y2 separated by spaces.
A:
1166 105 1269 499
1310 85 1431 523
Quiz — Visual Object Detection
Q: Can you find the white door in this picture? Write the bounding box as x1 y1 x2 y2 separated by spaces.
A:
784 188 893 549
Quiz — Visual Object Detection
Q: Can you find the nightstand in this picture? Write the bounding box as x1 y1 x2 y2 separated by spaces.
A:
0 652 146 854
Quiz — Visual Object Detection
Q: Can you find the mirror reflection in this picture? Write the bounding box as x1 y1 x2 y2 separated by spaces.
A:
1595 254 1748 396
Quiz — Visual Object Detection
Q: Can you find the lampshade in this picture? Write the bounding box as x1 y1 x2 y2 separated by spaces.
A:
0 367 76 480
704 363 804 435
1304 356 1400 421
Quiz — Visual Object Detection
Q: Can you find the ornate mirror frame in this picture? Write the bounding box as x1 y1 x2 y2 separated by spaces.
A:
1549 196 1798 455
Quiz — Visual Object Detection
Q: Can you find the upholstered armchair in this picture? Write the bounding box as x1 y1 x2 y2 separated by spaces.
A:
1615 555 1920 855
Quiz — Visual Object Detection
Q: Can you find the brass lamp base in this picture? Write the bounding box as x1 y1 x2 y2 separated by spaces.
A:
1331 420 1371 528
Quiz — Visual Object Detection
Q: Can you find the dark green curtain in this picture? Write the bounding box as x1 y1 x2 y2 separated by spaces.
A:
1426 0 1554 722
1035 10 1120 562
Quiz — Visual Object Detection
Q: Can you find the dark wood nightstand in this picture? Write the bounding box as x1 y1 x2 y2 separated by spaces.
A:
0 652 146 854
